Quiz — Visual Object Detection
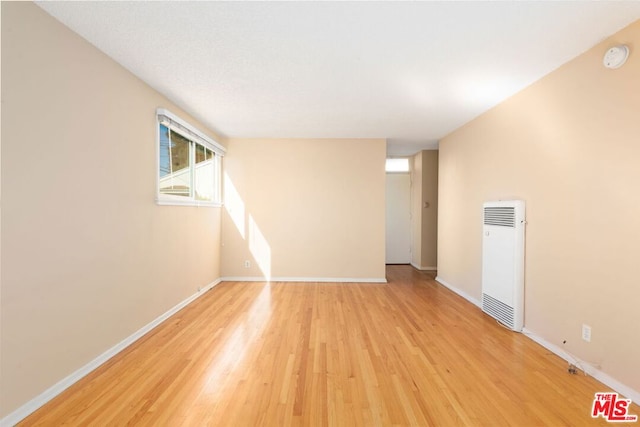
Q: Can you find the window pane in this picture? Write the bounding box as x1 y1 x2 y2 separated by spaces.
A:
195 144 206 164
159 128 191 197
386 158 410 172
157 112 225 205
194 147 214 201
159 124 171 178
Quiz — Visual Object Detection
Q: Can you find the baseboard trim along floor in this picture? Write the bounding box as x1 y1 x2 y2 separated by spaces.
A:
0 279 222 427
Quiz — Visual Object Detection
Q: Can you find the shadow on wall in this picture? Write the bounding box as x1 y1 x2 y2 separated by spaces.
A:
224 172 272 279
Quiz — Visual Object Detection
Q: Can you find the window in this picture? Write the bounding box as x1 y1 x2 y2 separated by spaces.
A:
385 158 410 173
157 109 225 206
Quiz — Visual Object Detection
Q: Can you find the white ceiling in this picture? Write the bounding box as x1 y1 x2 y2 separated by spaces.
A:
37 1 640 156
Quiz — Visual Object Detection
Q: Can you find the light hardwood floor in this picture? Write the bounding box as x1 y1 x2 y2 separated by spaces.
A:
21 265 638 426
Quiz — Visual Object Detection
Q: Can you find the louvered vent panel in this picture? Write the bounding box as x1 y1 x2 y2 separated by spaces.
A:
482 293 515 329
482 200 525 332
484 206 516 228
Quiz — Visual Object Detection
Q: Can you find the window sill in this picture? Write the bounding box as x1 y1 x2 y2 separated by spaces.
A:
156 198 222 208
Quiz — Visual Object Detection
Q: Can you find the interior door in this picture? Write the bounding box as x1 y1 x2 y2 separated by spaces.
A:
385 173 411 264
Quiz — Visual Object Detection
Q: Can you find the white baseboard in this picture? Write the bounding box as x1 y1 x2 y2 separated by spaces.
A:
221 276 387 283
410 263 437 271
433 277 640 404
0 279 222 427
434 276 481 308
521 327 640 405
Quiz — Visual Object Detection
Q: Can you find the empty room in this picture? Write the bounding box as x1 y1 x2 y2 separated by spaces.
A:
1 2 639 426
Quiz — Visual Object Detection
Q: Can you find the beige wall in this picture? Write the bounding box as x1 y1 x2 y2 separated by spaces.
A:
221 138 386 280
438 20 640 393
411 151 438 270
1 3 223 417
420 151 438 269
410 152 423 267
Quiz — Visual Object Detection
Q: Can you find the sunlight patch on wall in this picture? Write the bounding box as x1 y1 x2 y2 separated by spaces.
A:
249 215 272 280
223 172 245 239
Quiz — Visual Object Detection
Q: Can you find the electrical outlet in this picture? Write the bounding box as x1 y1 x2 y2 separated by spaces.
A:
244 260 251 268
582 324 591 342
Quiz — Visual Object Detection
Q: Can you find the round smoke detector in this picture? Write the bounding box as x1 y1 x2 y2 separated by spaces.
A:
603 45 629 69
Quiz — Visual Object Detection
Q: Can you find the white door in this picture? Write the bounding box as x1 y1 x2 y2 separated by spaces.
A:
385 173 411 264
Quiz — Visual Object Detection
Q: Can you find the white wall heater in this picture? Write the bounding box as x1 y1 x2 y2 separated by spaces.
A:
482 200 526 331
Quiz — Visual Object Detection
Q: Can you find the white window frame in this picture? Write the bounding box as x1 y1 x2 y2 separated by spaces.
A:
156 108 225 207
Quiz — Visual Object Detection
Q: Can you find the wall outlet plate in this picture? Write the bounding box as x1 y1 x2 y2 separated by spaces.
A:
582 324 591 342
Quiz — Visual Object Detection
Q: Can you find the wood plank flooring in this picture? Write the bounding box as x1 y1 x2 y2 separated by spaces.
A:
20 265 638 426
